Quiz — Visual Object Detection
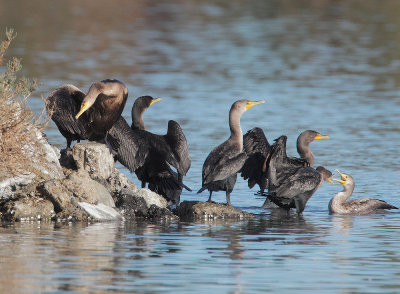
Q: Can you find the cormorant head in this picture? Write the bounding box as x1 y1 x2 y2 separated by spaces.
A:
231 99 265 115
334 170 354 187
316 166 334 184
75 83 101 119
133 96 161 114
75 80 128 119
298 130 329 145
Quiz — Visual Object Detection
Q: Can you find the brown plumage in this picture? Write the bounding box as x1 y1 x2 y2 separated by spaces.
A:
46 79 128 149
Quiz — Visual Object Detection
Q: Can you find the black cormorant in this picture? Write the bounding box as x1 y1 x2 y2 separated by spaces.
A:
197 99 265 206
241 129 329 194
329 170 397 214
107 96 191 205
265 136 333 214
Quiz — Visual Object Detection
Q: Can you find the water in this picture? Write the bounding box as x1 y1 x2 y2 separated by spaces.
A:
1 0 400 292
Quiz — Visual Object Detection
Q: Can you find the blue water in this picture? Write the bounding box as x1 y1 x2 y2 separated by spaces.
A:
1 0 400 292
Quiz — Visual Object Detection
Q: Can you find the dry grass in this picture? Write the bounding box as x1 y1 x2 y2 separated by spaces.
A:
0 28 48 179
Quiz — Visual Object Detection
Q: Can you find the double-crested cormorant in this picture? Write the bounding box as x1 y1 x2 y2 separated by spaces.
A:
197 99 265 206
241 129 329 194
265 136 333 214
132 96 191 204
329 170 398 215
296 130 329 167
107 96 191 204
46 79 128 149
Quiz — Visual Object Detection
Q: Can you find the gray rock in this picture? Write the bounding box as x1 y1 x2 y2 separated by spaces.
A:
72 142 115 180
136 188 168 209
34 131 63 180
175 201 254 220
107 168 138 195
67 171 115 207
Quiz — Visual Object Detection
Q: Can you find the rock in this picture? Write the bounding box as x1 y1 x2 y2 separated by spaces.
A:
136 188 168 209
116 189 177 220
67 171 115 207
0 196 55 222
107 168 138 195
72 142 114 180
0 173 36 201
34 131 64 180
147 204 177 220
78 202 123 221
175 201 254 220
0 128 63 206
37 179 74 212
116 189 149 218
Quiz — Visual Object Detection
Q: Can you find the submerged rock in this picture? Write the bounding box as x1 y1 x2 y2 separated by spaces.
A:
175 201 254 220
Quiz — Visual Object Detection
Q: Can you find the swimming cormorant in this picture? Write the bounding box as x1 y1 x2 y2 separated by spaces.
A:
329 170 398 215
46 79 128 149
197 99 265 206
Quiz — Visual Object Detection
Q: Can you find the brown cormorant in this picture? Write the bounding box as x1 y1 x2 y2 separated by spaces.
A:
197 99 265 206
265 136 333 214
329 170 397 214
46 79 128 149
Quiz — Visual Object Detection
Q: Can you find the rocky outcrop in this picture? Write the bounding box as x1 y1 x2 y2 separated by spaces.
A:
0 138 175 222
0 135 253 222
175 201 254 220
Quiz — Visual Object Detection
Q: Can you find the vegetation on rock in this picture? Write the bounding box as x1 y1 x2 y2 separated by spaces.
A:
0 28 43 179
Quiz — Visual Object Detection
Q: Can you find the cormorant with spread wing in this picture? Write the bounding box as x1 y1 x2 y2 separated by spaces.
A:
265 135 333 214
107 96 191 204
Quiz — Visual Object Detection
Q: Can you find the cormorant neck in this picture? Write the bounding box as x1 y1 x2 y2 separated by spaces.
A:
332 184 354 204
131 108 146 130
229 108 243 150
297 137 314 166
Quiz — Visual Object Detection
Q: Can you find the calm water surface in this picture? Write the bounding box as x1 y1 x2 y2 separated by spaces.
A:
1 0 400 292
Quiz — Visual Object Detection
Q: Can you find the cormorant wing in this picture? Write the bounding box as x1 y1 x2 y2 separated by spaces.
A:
139 130 183 172
164 120 191 176
273 167 321 198
107 116 149 172
46 85 88 138
241 127 271 189
348 198 398 211
203 142 247 184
